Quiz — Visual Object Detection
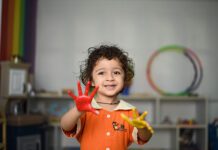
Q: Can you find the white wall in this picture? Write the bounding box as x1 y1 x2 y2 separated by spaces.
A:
35 0 218 99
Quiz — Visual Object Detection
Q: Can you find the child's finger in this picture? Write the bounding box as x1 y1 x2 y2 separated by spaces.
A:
139 111 148 120
90 107 99 115
141 121 154 134
132 108 138 119
90 86 99 99
132 121 146 128
145 122 154 134
147 126 154 134
77 81 83 96
68 90 77 100
121 113 132 124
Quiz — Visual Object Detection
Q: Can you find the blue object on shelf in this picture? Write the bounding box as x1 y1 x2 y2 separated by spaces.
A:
121 87 130 96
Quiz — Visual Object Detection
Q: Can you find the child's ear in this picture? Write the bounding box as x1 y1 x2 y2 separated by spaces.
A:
91 81 95 86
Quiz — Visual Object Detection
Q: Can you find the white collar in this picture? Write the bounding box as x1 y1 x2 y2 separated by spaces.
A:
91 98 135 111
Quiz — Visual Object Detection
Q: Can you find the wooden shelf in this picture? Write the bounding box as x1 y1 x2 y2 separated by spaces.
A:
159 96 206 101
152 124 206 129
28 93 206 101
177 124 207 129
0 143 4 149
30 93 155 100
29 94 70 100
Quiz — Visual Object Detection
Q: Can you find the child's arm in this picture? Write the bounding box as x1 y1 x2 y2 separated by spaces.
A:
60 106 83 131
121 109 154 143
61 81 99 131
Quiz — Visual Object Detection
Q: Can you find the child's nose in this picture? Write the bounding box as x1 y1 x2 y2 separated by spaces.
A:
106 73 114 80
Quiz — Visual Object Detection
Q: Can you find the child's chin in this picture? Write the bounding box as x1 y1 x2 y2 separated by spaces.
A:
105 91 118 97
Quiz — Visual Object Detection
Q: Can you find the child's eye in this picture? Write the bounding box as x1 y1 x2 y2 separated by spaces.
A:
114 71 121 75
98 72 104 75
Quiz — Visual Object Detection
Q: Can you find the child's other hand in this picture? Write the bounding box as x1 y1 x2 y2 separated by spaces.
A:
68 81 99 115
121 108 154 134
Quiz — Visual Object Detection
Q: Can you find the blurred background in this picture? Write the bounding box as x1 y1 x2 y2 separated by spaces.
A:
0 0 218 150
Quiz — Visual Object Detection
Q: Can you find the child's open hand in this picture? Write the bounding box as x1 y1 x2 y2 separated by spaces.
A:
121 108 154 134
68 81 99 115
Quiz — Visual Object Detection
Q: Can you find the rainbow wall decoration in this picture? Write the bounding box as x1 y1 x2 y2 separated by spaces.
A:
0 0 37 72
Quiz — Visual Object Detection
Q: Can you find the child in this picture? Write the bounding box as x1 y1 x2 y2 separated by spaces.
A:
60 44 153 150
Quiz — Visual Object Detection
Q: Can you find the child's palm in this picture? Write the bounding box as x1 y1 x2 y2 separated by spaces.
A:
121 108 154 133
68 81 99 115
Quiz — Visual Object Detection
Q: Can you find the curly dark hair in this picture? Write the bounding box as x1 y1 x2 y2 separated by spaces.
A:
80 45 134 86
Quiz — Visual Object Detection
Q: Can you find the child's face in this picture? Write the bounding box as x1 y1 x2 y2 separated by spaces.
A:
91 58 125 98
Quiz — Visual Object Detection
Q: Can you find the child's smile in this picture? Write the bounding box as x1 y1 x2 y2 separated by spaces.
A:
104 84 117 90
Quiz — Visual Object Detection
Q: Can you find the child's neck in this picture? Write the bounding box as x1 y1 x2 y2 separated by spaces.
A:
95 95 119 111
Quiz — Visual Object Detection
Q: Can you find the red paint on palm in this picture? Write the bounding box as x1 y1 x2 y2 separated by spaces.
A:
68 81 99 115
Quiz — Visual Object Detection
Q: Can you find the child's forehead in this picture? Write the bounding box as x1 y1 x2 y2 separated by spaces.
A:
94 57 122 67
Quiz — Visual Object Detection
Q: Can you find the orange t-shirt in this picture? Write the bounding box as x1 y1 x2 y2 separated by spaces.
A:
63 100 146 150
